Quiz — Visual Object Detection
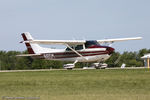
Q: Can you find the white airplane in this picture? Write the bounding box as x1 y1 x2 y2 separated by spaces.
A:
18 32 142 69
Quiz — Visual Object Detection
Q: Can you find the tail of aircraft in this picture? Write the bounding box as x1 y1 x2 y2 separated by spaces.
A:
21 32 47 54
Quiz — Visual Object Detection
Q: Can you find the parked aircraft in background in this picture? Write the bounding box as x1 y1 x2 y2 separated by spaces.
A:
18 32 142 69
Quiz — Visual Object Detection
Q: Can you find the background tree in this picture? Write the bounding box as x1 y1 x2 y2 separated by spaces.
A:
0 49 150 70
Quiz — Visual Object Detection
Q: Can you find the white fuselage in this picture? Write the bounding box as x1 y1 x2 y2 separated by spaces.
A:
38 48 111 63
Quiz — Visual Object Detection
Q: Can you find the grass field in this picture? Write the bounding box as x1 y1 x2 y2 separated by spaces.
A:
0 69 150 100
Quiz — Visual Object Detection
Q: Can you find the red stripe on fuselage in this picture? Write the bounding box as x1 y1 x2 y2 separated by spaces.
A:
54 52 108 59
42 50 109 59
53 51 107 55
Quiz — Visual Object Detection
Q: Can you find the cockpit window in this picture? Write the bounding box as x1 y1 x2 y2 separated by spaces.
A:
85 41 100 48
66 45 83 51
75 45 83 50
66 46 74 51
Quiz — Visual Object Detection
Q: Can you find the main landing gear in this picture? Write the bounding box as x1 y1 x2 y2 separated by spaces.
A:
83 62 108 69
63 60 78 70
63 60 108 70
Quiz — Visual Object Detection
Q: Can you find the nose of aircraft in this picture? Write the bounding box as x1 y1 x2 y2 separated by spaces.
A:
106 47 115 55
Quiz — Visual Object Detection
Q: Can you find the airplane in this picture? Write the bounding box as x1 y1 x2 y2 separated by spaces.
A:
17 32 142 69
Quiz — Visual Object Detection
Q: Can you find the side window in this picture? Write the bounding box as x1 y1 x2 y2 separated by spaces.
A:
66 46 74 51
75 45 83 50
66 47 71 51
66 45 83 51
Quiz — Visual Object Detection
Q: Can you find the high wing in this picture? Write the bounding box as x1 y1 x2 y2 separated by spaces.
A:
23 37 142 45
97 37 142 44
22 40 86 45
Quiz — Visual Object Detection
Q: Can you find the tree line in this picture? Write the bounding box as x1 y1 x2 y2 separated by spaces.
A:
0 49 150 70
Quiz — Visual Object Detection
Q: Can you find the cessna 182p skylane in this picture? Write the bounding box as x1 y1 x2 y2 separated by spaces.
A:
18 32 142 69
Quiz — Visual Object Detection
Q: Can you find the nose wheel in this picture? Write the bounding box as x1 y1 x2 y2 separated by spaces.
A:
83 62 108 69
92 62 108 69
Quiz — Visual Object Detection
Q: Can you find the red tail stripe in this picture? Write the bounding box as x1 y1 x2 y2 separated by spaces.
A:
25 43 35 54
22 33 28 41
21 33 35 54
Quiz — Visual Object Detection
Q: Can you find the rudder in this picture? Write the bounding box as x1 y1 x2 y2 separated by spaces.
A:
22 32 35 54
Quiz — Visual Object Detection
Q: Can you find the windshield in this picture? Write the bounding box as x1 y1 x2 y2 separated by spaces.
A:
85 41 100 48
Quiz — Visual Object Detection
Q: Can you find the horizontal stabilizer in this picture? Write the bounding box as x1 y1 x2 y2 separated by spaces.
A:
16 54 41 57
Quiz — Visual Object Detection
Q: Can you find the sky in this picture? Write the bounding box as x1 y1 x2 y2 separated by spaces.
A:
0 0 150 53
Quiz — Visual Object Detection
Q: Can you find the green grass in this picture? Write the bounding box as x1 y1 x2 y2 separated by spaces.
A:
0 69 150 100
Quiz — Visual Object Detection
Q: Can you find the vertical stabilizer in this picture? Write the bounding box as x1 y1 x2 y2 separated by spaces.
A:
21 32 44 54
